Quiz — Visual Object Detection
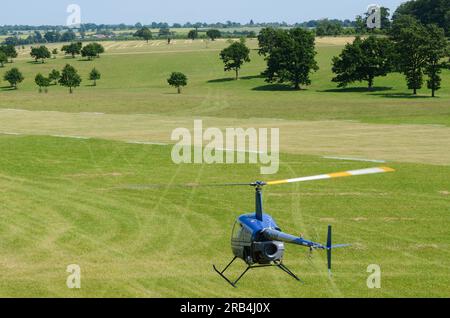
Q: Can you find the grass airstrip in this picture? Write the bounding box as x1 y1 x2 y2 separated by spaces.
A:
0 37 449 297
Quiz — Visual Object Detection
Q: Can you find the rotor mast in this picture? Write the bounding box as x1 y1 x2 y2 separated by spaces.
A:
252 181 266 221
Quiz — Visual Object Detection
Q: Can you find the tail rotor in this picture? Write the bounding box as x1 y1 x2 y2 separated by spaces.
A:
324 225 351 277
327 225 332 276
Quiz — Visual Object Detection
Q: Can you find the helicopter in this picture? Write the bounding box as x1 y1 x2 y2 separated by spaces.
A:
212 166 395 287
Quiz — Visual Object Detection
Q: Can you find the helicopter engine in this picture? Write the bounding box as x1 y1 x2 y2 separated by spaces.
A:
251 241 285 264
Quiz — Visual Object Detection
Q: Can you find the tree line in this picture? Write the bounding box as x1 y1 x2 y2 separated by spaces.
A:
2 65 101 93
2 0 449 44
1 41 105 93
134 27 228 42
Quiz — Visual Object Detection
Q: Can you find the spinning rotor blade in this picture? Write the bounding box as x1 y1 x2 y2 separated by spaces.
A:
120 182 252 190
121 167 395 190
266 167 395 186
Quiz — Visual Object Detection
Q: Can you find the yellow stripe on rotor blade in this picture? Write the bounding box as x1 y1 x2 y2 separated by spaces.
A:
265 167 395 186
266 179 289 186
328 172 352 178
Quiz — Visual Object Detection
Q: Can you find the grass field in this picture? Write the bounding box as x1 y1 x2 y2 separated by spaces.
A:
0 38 449 297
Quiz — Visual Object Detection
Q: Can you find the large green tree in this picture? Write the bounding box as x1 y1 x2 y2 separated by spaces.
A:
59 64 82 93
30 45 51 63
261 28 319 90
206 29 221 41
0 51 7 67
92 43 105 57
390 15 429 95
61 42 83 58
423 24 448 97
219 41 251 80
35 73 51 93
81 43 99 60
332 36 394 89
49 69 60 85
394 0 450 36
316 19 343 36
134 27 153 43
187 29 198 40
0 45 18 63
167 72 188 94
3 67 24 89
257 27 285 56
89 68 101 86
365 7 392 30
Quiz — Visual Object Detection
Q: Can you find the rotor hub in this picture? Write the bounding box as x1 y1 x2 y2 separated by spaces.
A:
251 181 267 189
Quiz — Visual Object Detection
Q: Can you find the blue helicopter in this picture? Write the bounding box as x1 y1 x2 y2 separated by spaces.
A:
213 166 395 287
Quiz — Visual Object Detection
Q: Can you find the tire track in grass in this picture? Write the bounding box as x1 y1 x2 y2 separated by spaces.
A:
159 164 206 292
0 176 156 296
0 141 178 296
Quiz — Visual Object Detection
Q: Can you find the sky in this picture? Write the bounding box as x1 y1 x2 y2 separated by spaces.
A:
1 0 406 26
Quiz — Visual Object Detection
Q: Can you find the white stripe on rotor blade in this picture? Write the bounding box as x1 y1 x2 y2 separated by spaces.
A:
347 167 386 176
286 174 331 183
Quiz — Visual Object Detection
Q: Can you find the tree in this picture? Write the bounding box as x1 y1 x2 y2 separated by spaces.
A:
332 36 394 89
44 31 61 43
167 72 188 94
134 27 153 43
316 19 343 36
380 7 392 30
49 69 60 85
258 27 285 56
92 43 105 57
61 30 76 42
81 43 105 60
3 67 24 89
30 45 51 63
89 68 101 86
423 24 448 97
261 28 319 90
355 15 367 34
159 27 171 38
390 15 429 94
35 73 50 93
62 42 82 58
81 44 98 60
220 41 251 80
59 64 82 93
52 48 58 59
187 29 198 40
394 0 450 36
0 51 7 67
364 6 392 31
0 45 18 63
206 29 221 41
33 31 43 43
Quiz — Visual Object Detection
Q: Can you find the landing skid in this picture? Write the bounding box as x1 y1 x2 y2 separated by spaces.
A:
213 257 303 288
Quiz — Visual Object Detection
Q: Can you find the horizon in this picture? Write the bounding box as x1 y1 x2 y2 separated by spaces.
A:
0 0 405 26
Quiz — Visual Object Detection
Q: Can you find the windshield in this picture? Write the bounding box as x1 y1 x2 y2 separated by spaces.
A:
231 220 244 240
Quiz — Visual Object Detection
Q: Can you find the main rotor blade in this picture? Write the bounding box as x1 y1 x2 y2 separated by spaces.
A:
120 182 252 190
266 167 395 186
